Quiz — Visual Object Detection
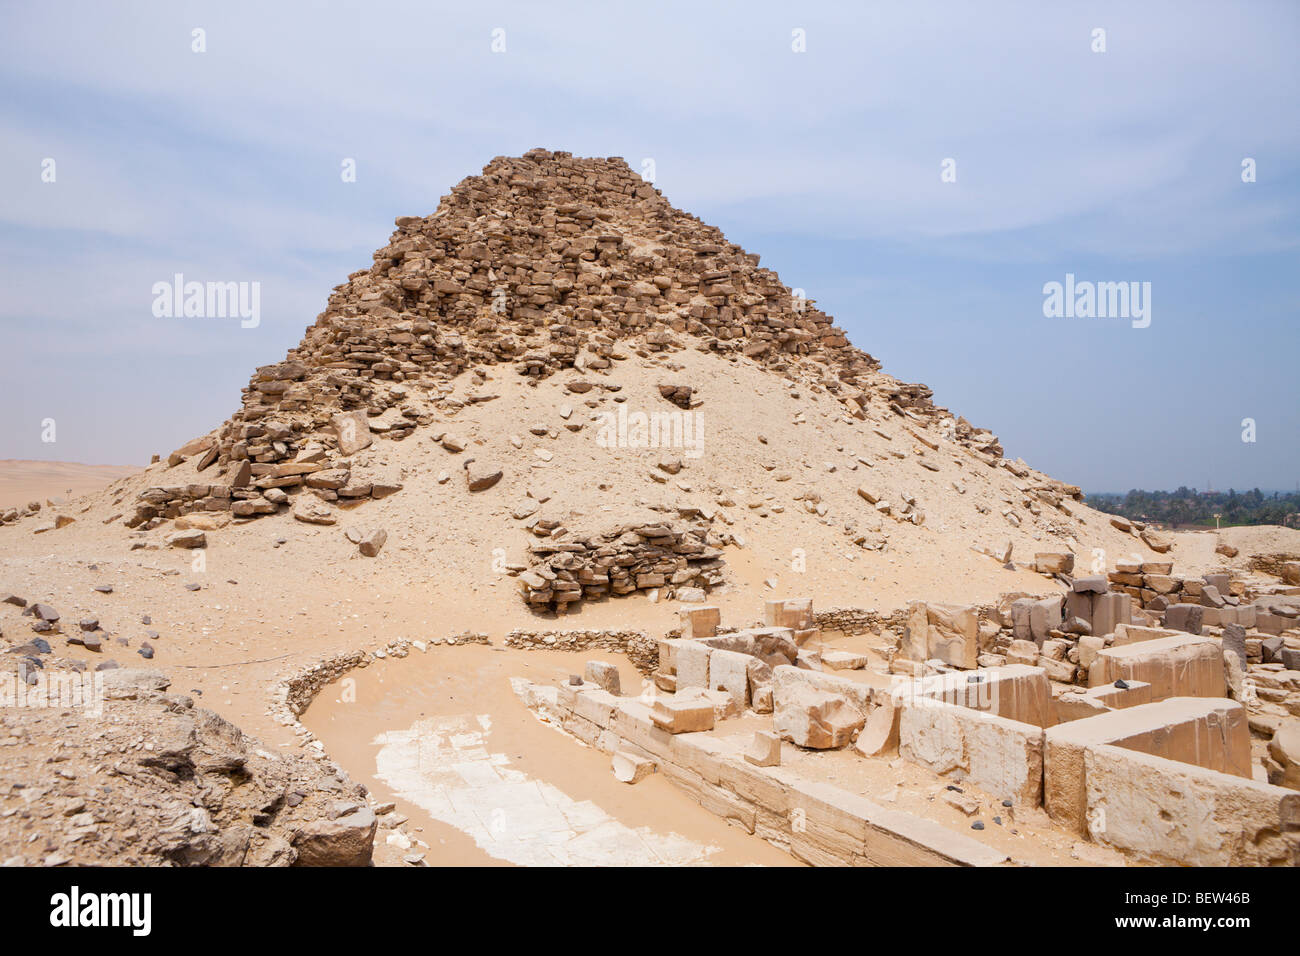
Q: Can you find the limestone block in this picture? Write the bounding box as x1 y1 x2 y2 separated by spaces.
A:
650 693 715 734
1078 635 1105 669
771 664 875 713
1005 638 1038 667
1082 744 1300 865
570 688 619 727
1163 603 1204 635
764 597 814 629
1268 718 1300 790
708 649 751 712
774 684 864 750
1090 592 1132 638
1044 697 1251 835
1089 635 1224 700
744 731 782 767
675 641 711 690
612 751 655 783
901 601 978 668
904 663 1051 728
679 605 721 639
898 700 1044 805
583 660 621 695
853 690 901 757
1111 623 1180 646
1013 596 1063 645
822 649 868 670
1084 680 1153 710
1035 552 1075 574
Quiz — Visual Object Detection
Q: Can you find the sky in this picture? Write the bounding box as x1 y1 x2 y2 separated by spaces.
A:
0 0 1297 493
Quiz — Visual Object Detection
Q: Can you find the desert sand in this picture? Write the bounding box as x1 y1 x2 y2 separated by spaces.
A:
0 460 138 512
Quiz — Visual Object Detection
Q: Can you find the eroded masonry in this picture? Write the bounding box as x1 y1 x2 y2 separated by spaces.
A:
517 563 1300 866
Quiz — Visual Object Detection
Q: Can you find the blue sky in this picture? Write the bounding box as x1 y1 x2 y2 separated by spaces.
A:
1 0 1297 492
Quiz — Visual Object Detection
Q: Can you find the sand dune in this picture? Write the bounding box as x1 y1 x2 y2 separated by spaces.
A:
0 459 139 511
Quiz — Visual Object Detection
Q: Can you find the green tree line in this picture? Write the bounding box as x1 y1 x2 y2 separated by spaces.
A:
1087 487 1300 528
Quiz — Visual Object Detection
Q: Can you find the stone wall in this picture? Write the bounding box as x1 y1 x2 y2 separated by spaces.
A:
542 679 1007 867
518 517 722 610
1250 553 1300 579
504 628 658 673
813 606 902 635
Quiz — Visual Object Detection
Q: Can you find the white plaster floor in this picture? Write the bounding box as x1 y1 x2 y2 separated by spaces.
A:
373 713 721 866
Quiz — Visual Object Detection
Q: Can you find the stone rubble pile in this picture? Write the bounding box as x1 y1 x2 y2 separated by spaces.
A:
517 517 723 610
0 500 45 526
149 149 1009 538
886 559 1300 721
0 666 376 867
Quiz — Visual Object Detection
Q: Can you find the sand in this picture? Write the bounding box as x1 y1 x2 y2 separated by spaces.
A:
3 359 1296 866
0 459 139 511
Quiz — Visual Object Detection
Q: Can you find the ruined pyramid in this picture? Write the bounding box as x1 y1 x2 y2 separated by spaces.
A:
109 148 1138 614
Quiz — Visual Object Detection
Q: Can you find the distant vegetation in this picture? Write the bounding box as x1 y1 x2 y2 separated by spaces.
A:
1087 488 1300 529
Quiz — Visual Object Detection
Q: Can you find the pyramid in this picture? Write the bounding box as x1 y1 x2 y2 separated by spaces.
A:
96 148 1149 618
132 150 1030 526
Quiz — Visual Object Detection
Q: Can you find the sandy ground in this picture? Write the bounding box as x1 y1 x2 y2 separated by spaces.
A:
0 460 139 511
3 354 1297 866
303 643 799 866
304 641 1127 867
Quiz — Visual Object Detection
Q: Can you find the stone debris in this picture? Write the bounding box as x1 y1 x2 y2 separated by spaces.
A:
356 528 384 556
166 529 207 549
611 750 655 784
774 683 865 750
0 667 375 867
744 730 782 767
107 148 1018 564
583 660 621 695
519 517 722 610
465 460 503 492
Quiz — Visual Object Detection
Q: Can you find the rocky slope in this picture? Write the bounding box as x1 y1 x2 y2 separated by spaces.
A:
0 664 374 866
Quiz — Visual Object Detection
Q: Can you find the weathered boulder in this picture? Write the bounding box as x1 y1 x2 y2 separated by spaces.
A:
465 461 503 492
291 806 377 867
774 683 864 749
166 529 207 549
1268 718 1300 790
